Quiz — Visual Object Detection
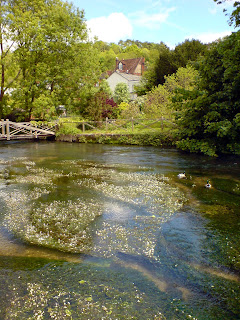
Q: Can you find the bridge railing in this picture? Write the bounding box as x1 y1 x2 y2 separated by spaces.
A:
0 119 56 141
59 117 176 133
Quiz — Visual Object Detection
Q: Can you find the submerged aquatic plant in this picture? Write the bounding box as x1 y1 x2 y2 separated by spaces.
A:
2 189 103 252
1 158 186 255
3 263 168 320
1 148 240 320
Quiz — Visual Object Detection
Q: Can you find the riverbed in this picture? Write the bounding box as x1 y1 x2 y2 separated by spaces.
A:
0 141 239 319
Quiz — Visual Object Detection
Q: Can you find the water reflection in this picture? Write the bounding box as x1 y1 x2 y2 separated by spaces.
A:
0 141 239 319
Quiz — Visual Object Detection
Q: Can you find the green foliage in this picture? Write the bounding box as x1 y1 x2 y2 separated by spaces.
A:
143 65 199 119
86 91 108 122
117 102 129 117
98 48 116 71
113 83 130 104
143 85 171 118
84 89 118 122
98 79 113 97
56 122 82 136
214 0 240 28
137 39 206 94
175 31 240 156
144 45 177 91
174 39 207 67
138 39 207 94
122 44 142 57
176 138 217 157
0 0 101 120
164 65 200 92
118 100 142 119
66 132 176 147
32 93 57 120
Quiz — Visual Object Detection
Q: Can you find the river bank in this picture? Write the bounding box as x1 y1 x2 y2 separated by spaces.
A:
56 131 176 147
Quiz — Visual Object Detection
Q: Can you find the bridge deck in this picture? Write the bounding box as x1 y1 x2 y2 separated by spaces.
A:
0 120 56 141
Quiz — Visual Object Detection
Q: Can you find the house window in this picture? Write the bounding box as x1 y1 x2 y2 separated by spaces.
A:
119 62 123 70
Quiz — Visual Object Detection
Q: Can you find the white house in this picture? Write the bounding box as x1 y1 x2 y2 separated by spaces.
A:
107 71 142 100
107 57 145 100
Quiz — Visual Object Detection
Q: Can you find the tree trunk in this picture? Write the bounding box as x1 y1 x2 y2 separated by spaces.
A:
0 31 5 117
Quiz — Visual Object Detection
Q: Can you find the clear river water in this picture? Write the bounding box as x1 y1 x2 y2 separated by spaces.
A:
0 141 239 320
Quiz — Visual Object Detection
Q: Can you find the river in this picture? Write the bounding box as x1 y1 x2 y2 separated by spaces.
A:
0 141 239 319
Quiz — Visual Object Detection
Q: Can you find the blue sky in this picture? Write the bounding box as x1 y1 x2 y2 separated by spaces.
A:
72 0 236 47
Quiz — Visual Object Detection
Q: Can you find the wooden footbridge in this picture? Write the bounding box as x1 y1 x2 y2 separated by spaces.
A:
0 119 56 141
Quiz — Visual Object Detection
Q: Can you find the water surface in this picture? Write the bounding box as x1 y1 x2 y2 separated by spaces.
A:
0 141 239 319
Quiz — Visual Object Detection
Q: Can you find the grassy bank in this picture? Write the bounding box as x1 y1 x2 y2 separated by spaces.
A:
56 131 176 147
55 119 177 147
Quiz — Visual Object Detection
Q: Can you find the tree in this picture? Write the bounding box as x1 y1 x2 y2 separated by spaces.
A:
0 0 100 120
164 65 199 93
85 90 117 122
123 44 142 58
174 39 207 68
98 79 112 97
11 0 93 120
86 91 108 122
118 100 142 119
175 31 240 156
0 0 21 117
214 0 240 28
143 65 199 119
137 40 206 95
98 48 116 72
113 83 130 104
143 85 171 119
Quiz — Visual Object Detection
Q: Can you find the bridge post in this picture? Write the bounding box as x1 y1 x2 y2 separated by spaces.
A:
6 119 10 140
1 119 5 135
105 117 108 130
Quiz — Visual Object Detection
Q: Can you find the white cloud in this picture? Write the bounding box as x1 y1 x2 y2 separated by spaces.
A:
188 30 232 44
129 7 176 29
209 7 218 15
87 12 133 43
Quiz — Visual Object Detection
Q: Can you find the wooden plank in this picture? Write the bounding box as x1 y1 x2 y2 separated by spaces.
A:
6 119 10 140
9 121 55 135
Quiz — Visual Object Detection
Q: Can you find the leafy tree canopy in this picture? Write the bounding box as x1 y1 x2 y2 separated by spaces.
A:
136 39 206 94
0 0 100 120
214 0 240 28
143 65 199 119
175 31 240 156
113 82 130 105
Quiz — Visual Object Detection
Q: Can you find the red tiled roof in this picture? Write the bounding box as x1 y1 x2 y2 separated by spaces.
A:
115 57 145 75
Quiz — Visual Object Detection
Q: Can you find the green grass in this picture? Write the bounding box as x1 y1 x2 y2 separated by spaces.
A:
57 119 175 134
55 118 177 147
